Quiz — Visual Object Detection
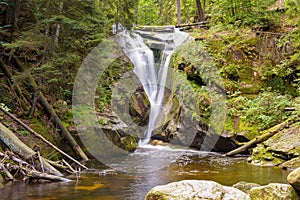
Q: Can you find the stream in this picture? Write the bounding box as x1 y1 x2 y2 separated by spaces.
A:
0 147 290 200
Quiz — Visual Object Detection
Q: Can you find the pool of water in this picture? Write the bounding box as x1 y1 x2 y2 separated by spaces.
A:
0 147 290 200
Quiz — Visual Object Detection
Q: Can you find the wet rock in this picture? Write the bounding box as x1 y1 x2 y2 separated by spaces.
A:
150 140 167 146
145 180 250 200
287 167 300 192
235 130 255 142
103 128 138 153
98 112 138 153
281 157 300 170
232 181 261 194
250 123 300 166
190 131 238 152
249 183 300 200
129 87 150 126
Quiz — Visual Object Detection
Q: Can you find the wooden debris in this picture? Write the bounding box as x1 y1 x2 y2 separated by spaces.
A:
0 106 88 169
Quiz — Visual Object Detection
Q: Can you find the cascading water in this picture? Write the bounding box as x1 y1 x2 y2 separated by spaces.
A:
117 26 190 146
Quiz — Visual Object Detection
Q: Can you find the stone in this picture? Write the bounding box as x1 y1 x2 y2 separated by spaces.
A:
281 157 300 170
287 167 300 192
190 131 238 152
249 183 300 200
145 180 250 200
232 181 261 194
250 123 300 166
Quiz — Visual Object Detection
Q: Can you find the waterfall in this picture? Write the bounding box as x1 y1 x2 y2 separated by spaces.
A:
117 26 190 146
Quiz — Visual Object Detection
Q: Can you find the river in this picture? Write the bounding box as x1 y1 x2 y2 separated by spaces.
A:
0 147 290 200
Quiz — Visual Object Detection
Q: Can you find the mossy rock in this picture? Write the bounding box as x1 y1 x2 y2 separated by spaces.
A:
250 122 300 166
250 183 300 200
232 181 261 194
287 167 300 192
145 180 250 200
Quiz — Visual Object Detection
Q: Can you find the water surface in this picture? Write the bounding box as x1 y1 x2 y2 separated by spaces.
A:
0 148 290 200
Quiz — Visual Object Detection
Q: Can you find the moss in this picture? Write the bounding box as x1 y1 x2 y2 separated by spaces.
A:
0 174 3 188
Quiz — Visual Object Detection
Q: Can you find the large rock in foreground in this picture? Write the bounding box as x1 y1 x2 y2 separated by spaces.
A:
249 183 300 200
287 167 300 192
145 180 250 200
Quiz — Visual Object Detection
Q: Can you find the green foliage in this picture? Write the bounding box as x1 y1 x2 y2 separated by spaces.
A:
227 92 297 131
137 0 159 25
0 103 11 112
209 0 277 28
274 0 300 95
137 0 199 25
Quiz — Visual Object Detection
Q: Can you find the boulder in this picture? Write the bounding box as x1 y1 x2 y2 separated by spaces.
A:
232 181 260 194
189 131 238 152
145 180 250 200
287 167 300 192
281 157 300 170
250 123 300 166
249 183 300 200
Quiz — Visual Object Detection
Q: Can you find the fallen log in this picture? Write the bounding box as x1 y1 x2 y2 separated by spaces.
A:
0 106 88 169
0 122 63 176
225 115 300 157
175 21 208 28
27 170 71 182
0 122 35 160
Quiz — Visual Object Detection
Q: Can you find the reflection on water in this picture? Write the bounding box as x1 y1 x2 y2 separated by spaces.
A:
0 148 290 200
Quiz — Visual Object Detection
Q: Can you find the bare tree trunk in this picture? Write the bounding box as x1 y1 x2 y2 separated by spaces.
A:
54 1 64 46
195 0 205 22
6 0 19 40
176 0 181 26
29 87 40 116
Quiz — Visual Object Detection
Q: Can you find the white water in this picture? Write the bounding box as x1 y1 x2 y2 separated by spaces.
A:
117 27 190 146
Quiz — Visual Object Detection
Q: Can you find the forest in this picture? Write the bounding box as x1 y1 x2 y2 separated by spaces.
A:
0 0 300 199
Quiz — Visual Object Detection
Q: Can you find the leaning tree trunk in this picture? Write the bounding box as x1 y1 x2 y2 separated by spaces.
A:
26 74 88 161
0 59 29 111
10 56 88 161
